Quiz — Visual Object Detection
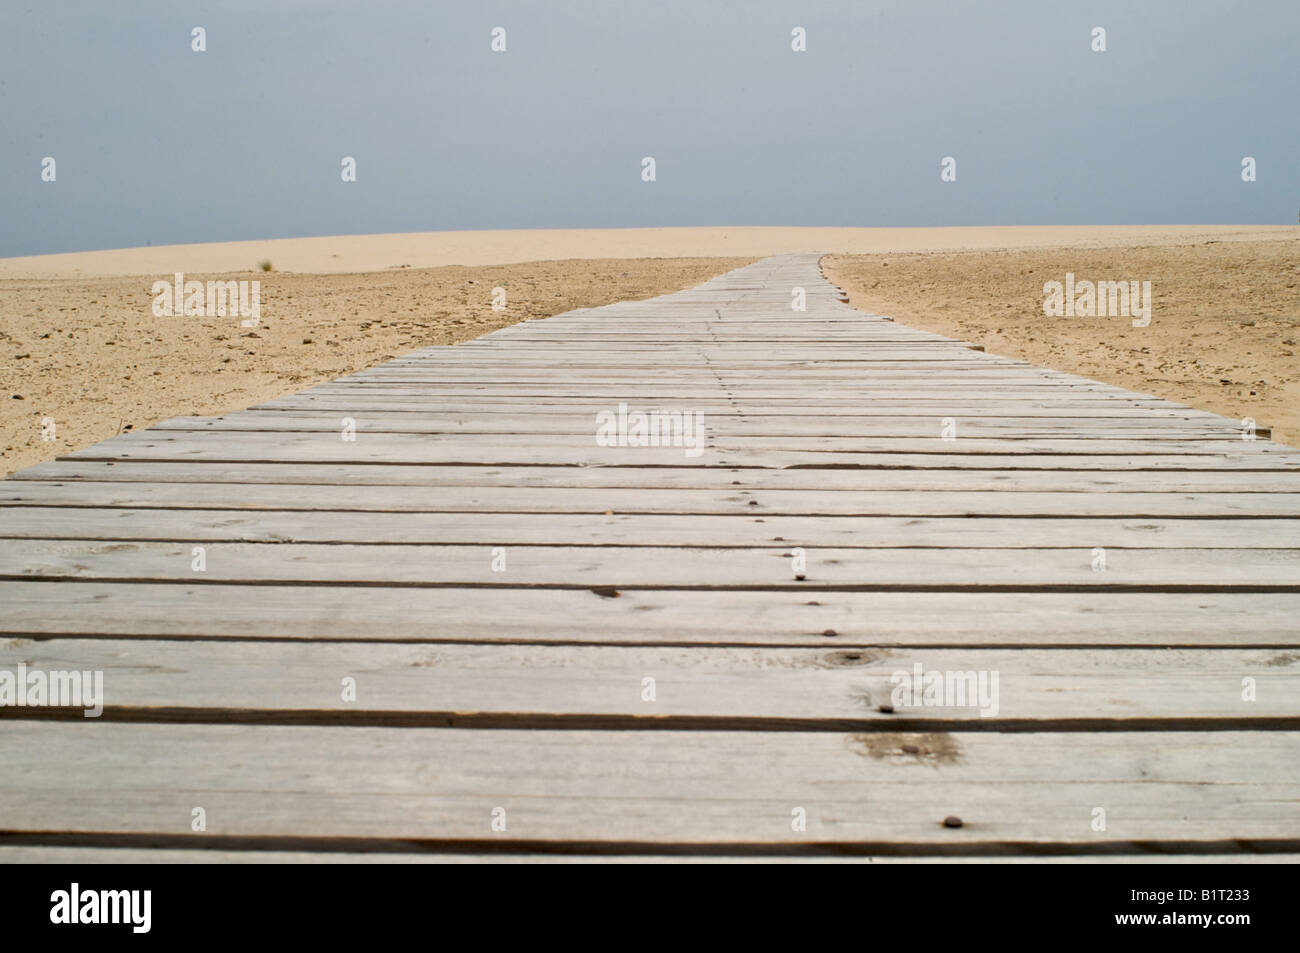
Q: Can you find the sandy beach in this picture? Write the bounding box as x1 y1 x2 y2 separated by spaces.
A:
824 236 1300 446
3 225 1298 475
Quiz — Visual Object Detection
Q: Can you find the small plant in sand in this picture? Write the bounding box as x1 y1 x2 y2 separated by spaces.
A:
258 259 273 272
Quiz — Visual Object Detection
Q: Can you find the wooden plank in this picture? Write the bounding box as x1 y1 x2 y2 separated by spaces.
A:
332 382 1189 396
22 452 1297 472
337 371 1097 383
1 724 1295 844
258 394 1196 410
150 413 1251 438
3 508 1293 548
6 481 1299 515
342 357 1022 369
3 540 1297 588
4 639 1296 722
253 400 1215 418
2 582 1296 644
63 432 1294 461
14 460 1300 492
4 847 1295 863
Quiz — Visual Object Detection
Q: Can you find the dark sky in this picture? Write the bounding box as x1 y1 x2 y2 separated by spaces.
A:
2 0 1296 256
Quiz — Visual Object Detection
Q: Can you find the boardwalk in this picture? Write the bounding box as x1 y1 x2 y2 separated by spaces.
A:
2 254 1298 862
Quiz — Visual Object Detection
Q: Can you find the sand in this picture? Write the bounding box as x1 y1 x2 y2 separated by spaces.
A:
824 238 1300 446
0 257 752 476
0 225 1293 278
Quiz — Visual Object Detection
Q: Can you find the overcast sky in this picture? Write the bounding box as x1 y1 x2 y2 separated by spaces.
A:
2 0 1296 256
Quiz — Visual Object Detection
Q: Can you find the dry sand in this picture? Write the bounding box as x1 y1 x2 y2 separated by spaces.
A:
824 238 1300 446
0 225 1293 278
0 258 752 476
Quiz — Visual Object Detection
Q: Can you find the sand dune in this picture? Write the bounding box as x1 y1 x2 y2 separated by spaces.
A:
1 225 1295 278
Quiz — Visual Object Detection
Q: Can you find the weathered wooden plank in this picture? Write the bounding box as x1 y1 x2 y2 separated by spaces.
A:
4 639 1295 722
254 400 1214 418
1 724 1295 843
66 432 1293 462
3 541 1297 588
6 481 1298 516
345 357 1017 370
2 582 1296 644
151 413 1250 439
261 393 1194 409
3 847 1294 863
3 508 1292 549
23 453 1298 472
341 371 1091 383
14 460 1300 492
290 384 1170 398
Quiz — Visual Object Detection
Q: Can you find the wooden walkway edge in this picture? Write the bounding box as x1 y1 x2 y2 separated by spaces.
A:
2 253 1298 862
